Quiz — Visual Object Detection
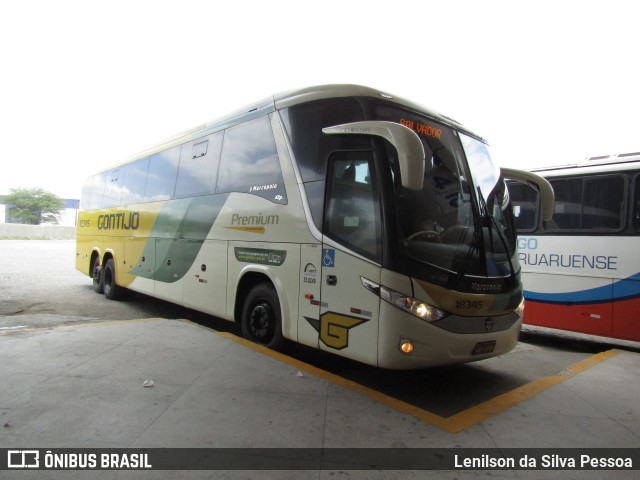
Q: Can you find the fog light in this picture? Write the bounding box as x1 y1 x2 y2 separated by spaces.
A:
399 339 414 354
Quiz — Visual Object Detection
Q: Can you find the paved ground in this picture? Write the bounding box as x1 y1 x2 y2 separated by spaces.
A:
0 240 193 325
0 240 639 479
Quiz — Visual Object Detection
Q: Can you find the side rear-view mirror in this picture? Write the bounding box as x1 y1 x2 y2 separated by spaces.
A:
501 167 555 221
323 121 426 190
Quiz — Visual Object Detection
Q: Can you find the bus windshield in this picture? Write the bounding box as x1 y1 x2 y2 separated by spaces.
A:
386 112 517 279
281 97 519 284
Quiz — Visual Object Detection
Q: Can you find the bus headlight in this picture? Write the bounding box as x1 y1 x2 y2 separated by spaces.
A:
515 298 525 318
380 286 448 322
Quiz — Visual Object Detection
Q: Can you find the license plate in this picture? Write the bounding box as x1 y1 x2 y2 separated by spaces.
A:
472 340 496 355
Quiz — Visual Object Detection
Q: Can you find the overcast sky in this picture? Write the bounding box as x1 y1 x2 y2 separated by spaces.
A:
1 0 638 199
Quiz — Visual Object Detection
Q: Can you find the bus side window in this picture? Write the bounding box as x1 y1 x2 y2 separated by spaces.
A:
121 157 149 206
145 146 180 202
582 175 625 230
81 172 107 210
216 115 287 204
175 132 223 198
548 175 626 231
101 168 123 208
547 178 582 230
634 175 640 230
507 181 539 232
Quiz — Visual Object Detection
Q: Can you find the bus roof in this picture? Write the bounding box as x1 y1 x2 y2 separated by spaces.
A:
120 84 482 167
529 152 640 177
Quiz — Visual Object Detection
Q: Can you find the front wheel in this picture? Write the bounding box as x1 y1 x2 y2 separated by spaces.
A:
241 283 284 349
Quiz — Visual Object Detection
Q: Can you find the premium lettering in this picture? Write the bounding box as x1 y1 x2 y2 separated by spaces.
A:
231 213 279 226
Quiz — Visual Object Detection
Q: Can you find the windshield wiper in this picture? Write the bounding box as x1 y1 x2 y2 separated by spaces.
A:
477 186 517 282
449 191 486 288
450 185 516 290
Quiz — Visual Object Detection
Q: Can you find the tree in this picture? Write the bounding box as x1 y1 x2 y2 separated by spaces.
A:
5 188 65 225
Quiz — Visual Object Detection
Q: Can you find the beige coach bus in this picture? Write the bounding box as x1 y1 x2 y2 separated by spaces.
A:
77 85 552 369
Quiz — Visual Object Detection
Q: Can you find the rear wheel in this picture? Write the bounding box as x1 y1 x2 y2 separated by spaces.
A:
241 283 284 349
103 258 124 300
92 256 103 293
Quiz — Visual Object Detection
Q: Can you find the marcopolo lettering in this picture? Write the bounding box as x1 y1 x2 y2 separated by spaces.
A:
231 213 279 226
97 212 140 231
249 183 278 192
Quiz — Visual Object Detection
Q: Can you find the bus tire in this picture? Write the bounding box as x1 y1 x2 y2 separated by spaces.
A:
103 258 124 300
92 256 104 294
241 283 284 349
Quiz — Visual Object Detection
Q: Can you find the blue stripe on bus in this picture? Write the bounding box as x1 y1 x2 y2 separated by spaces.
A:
524 272 640 304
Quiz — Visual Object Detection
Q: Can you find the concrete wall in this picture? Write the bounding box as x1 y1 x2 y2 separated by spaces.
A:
0 223 76 239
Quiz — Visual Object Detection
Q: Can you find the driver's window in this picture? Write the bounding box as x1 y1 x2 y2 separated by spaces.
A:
324 151 382 262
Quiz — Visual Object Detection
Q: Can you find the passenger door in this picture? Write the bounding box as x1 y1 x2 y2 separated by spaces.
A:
319 152 382 366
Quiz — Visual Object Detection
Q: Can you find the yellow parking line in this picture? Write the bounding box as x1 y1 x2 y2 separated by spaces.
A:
217 331 620 433
445 349 619 433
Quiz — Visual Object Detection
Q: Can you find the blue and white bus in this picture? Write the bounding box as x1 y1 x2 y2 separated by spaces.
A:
509 153 640 342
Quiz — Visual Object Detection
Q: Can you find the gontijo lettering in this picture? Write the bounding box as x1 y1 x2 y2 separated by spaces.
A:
97 212 140 230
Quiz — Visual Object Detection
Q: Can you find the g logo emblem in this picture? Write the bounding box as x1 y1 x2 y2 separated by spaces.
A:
320 313 368 350
304 312 369 350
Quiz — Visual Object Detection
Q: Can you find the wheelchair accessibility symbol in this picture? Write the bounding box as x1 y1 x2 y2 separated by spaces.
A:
322 248 335 268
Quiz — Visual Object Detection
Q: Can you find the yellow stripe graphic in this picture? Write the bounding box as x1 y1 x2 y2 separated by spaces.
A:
224 226 265 234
